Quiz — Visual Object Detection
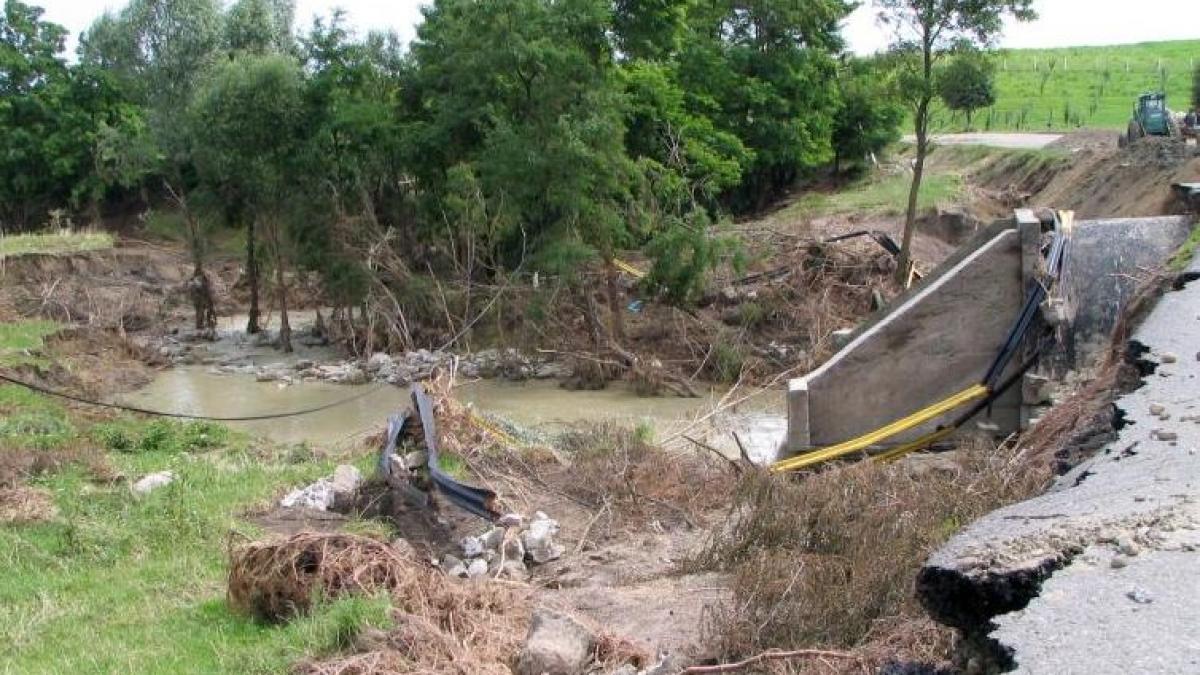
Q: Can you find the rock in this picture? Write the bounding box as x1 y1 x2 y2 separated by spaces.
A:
132 471 175 495
461 535 485 558
1153 430 1179 442
332 465 363 495
1117 538 1141 557
294 359 315 371
1161 352 1178 364
516 609 595 675
1149 403 1166 416
480 527 506 552
366 352 394 373
498 559 530 582
467 558 489 579
280 479 335 510
403 450 429 470
391 538 417 559
442 554 468 578
1126 588 1154 605
499 513 526 528
523 512 565 564
503 534 527 562
1110 556 1130 569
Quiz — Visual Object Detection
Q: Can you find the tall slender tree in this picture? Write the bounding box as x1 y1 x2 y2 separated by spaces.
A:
875 0 1034 284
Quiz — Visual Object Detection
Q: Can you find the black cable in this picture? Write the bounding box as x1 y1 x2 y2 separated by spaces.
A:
0 372 390 422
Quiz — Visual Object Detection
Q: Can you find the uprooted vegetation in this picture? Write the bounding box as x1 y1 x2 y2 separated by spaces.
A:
687 442 1052 672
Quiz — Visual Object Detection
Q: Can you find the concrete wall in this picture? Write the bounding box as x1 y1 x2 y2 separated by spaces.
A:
784 213 1195 456
1057 216 1195 373
787 222 1026 450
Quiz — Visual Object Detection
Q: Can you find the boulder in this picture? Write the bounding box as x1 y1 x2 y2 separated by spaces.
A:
280 479 335 511
467 558 489 579
479 527 506 552
522 512 565 564
366 352 394 373
461 535 485 558
331 465 363 510
516 609 594 675
132 471 175 495
332 465 362 494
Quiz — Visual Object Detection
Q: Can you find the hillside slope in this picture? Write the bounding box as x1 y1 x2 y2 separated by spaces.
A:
932 40 1200 132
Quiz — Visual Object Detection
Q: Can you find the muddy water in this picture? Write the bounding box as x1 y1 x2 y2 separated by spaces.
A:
122 369 786 462
139 311 787 461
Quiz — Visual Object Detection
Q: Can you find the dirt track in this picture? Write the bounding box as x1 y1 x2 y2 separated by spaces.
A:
905 132 1065 149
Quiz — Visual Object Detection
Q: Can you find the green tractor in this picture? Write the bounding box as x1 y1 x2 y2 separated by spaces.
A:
1119 92 1178 147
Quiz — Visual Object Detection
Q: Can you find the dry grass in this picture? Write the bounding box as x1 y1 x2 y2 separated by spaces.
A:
0 485 58 524
0 443 113 488
239 531 643 675
688 442 1050 670
231 532 534 675
228 533 414 623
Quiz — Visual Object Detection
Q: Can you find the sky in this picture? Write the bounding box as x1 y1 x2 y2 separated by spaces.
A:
34 0 1200 58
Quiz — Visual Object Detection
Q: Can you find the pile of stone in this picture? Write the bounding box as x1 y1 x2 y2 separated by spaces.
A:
439 511 566 582
214 347 570 387
279 465 363 512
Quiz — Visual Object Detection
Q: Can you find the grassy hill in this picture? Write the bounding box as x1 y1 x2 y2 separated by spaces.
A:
930 39 1200 132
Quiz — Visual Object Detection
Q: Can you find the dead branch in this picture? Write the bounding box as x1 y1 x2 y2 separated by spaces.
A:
680 649 862 674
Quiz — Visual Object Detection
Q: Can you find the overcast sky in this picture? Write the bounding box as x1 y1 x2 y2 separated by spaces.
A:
35 0 1200 58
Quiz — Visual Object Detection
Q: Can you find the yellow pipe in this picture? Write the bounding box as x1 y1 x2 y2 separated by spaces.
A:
873 427 956 464
770 384 987 473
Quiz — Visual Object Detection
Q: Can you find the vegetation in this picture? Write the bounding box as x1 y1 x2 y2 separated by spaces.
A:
0 230 113 258
874 0 1035 283
0 0 922 347
0 319 60 367
938 51 997 128
933 39 1200 131
690 443 1049 661
0 328 395 673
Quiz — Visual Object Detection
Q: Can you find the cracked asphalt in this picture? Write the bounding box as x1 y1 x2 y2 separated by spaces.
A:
920 258 1200 674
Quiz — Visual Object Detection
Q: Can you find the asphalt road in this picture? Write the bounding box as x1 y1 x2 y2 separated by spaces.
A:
902 132 1064 149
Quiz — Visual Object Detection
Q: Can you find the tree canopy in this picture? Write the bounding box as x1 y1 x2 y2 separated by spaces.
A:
2 0 909 321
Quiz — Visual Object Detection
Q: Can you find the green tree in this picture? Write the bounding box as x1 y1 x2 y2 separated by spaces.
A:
224 0 294 54
677 0 850 211
80 0 227 330
0 0 146 230
831 57 903 173
191 53 305 350
875 0 1035 284
937 51 995 128
408 0 639 340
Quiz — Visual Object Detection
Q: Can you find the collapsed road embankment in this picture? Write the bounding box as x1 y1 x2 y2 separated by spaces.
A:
917 257 1200 674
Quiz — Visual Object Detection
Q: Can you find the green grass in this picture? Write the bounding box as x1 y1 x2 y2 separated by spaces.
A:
931 39 1200 132
1168 225 1200 273
787 172 964 218
0 230 114 258
0 320 61 368
0 385 394 674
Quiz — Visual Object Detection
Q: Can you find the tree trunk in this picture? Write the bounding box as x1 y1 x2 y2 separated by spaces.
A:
246 217 261 334
604 258 625 343
263 216 292 354
897 38 936 287
896 106 928 286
